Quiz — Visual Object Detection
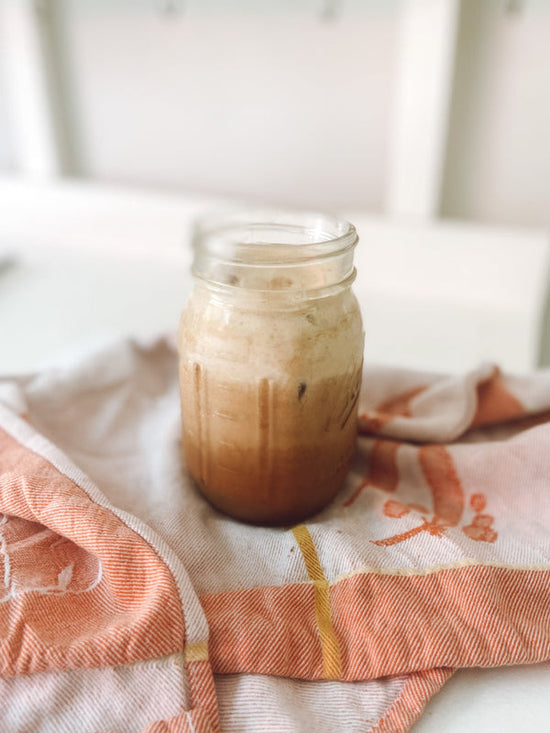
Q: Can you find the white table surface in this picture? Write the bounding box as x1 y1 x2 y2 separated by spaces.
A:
1 175 549 731
1 176 549 376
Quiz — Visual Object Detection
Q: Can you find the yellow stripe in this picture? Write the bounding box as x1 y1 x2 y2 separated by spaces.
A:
184 640 209 663
292 524 342 680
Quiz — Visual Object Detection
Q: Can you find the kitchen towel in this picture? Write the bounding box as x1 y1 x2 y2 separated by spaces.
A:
1 336 549 732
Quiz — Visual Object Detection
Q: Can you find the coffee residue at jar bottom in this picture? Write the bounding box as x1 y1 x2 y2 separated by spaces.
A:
180 366 362 525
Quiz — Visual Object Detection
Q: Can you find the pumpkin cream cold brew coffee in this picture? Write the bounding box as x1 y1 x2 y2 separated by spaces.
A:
178 213 364 525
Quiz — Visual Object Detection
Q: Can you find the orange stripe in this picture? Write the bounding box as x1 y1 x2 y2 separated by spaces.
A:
202 564 550 681
186 659 220 733
368 440 401 492
358 385 428 433
418 445 464 526
370 668 453 733
376 385 428 419
345 439 402 507
471 371 525 428
0 427 185 675
199 582 323 678
0 425 221 730
292 525 342 679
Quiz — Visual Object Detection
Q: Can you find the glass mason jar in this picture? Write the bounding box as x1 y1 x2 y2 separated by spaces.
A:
178 212 364 525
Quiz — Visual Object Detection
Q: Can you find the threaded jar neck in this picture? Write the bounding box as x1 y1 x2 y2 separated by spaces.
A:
191 211 358 296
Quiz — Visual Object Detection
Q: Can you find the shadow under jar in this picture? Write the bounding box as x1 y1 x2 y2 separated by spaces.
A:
178 212 364 525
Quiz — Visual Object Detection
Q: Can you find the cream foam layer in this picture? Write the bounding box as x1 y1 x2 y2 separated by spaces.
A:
178 282 364 383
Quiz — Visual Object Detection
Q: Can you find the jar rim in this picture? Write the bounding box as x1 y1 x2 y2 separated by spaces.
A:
192 210 358 266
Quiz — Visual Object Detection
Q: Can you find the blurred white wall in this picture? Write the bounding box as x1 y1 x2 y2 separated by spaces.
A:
0 0 549 227
54 0 399 211
442 0 550 229
0 11 15 171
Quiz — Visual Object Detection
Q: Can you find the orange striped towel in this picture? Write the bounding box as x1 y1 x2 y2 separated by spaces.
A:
1 338 550 732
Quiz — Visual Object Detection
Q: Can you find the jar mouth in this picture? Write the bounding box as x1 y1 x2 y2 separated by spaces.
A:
192 210 358 266
191 210 358 293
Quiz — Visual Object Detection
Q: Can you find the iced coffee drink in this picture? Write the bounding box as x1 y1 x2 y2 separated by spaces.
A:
178 213 364 525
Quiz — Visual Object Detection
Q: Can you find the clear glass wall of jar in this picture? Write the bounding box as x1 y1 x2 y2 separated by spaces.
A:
178 212 364 525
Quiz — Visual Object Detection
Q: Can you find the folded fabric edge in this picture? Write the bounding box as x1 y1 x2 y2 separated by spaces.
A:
0 403 220 732
370 667 454 733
